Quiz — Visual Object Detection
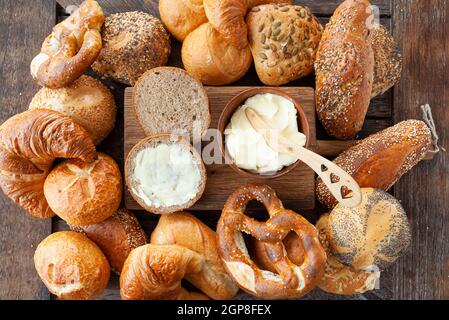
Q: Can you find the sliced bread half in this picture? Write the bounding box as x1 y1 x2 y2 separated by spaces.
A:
125 134 207 214
133 67 210 140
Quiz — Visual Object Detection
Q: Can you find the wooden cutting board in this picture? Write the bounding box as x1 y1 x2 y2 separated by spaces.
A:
124 86 317 211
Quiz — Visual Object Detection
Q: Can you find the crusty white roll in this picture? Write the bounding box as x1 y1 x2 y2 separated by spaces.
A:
29 75 116 145
44 152 122 226
159 0 207 42
34 231 110 300
182 23 253 85
151 212 238 300
71 209 147 274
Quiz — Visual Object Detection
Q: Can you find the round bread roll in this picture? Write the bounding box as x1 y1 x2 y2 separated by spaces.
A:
92 11 171 86
34 231 110 300
44 153 122 226
159 0 207 42
182 23 253 85
29 75 116 145
125 134 207 215
328 188 411 271
71 209 147 274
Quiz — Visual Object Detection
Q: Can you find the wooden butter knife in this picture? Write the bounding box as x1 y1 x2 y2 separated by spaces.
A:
245 107 362 208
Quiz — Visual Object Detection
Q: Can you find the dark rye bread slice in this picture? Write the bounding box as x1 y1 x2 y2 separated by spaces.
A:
133 67 211 140
125 134 207 215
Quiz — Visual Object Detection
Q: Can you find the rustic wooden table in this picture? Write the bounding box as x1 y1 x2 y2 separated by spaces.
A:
0 0 448 300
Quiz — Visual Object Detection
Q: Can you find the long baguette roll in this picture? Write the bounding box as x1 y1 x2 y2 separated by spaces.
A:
315 0 374 140
316 120 432 208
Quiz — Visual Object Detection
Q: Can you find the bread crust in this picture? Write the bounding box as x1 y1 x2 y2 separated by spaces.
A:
34 231 110 300
71 208 147 274
125 134 207 215
182 23 253 85
316 120 432 208
315 0 374 139
151 212 238 299
92 11 170 86
44 152 122 226
29 75 116 145
159 0 207 42
0 109 97 219
247 4 323 86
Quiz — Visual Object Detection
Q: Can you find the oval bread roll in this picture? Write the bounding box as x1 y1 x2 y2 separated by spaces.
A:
316 120 432 209
44 153 122 226
182 23 253 85
29 75 116 145
34 231 110 300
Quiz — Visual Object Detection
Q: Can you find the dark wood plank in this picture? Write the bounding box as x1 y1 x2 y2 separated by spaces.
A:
124 87 317 211
56 0 391 17
0 0 56 300
392 0 449 300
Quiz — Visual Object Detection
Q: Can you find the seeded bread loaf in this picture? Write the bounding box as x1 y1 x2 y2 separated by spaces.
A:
371 25 403 98
316 120 432 209
92 11 170 86
315 0 374 140
133 67 210 139
182 23 253 85
247 4 323 86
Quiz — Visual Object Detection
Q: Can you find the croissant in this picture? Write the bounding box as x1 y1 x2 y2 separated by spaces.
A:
0 109 97 218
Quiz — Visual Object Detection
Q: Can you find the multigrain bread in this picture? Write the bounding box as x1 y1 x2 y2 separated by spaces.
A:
125 134 207 215
29 75 116 145
133 67 210 139
71 209 147 274
371 25 403 98
315 0 374 139
92 11 170 86
0 109 97 219
328 188 411 271
316 120 432 208
182 23 253 85
159 0 207 42
44 153 122 226
247 4 323 86
150 212 239 299
34 231 110 300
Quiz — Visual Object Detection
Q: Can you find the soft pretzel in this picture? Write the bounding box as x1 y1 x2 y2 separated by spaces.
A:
120 244 210 300
150 212 238 300
217 184 326 299
0 109 97 218
30 0 104 89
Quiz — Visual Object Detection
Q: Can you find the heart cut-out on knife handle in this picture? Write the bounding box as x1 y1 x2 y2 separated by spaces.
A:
245 108 362 208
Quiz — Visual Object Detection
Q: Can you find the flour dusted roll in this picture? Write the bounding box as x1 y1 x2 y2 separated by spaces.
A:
182 23 253 85
315 0 374 139
316 120 432 209
29 75 116 145
34 231 110 300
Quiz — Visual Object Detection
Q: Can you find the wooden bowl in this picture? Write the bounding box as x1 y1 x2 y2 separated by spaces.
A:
217 87 310 180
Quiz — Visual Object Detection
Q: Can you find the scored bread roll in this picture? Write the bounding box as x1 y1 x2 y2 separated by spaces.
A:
159 0 207 42
34 231 110 300
133 67 210 140
92 11 170 86
29 75 116 145
316 120 432 209
0 109 97 219
71 209 147 274
328 188 411 271
247 4 323 86
125 134 207 215
44 152 122 226
315 0 374 139
182 23 253 85
371 25 402 98
151 212 238 300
